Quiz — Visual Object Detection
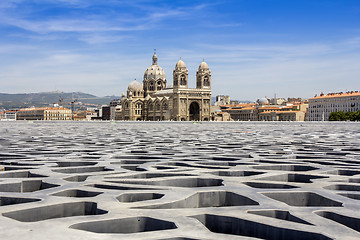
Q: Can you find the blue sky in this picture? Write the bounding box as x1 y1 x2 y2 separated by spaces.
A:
0 0 359 101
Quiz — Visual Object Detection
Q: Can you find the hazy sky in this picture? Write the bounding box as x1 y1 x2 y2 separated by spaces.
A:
0 0 359 101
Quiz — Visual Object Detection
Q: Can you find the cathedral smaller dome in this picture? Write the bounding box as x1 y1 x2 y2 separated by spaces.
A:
175 59 186 69
198 61 209 70
128 79 143 92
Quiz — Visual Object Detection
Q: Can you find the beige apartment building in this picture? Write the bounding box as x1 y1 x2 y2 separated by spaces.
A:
221 100 308 121
221 104 257 121
308 91 360 121
17 107 72 120
259 110 305 121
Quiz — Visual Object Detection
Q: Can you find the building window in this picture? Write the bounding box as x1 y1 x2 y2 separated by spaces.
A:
163 102 168 110
149 81 155 91
204 76 210 86
135 103 142 115
180 75 186 85
197 76 201 87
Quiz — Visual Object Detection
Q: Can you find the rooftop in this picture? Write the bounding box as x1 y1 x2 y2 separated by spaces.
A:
19 107 71 111
310 91 360 99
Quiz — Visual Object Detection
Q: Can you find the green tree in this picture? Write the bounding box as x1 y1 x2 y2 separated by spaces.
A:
354 111 360 121
329 111 360 121
345 111 353 121
329 112 340 121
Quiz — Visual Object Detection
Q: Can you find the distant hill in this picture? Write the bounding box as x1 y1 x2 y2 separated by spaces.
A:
0 91 121 110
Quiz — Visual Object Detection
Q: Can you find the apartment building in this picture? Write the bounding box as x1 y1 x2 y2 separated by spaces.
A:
308 91 360 121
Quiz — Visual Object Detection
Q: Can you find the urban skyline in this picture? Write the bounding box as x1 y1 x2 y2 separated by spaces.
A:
0 0 359 101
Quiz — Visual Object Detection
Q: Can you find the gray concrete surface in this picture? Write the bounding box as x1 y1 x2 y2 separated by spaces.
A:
0 121 359 239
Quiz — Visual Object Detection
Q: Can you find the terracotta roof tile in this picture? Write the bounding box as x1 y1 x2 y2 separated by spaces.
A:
310 91 360 100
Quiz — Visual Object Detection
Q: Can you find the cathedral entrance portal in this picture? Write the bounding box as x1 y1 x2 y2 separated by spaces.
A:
189 102 200 121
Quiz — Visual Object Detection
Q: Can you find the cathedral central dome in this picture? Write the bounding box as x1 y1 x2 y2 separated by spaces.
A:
144 53 166 81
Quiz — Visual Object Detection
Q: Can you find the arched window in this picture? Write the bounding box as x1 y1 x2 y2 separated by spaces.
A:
204 76 210 86
136 103 142 109
163 102 168 110
156 103 161 111
149 103 153 111
135 102 142 115
157 81 162 90
180 75 186 85
197 76 201 87
125 102 129 109
149 81 155 91
174 79 178 86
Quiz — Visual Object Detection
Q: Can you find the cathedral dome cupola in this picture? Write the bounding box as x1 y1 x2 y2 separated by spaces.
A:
127 79 144 98
144 53 166 81
175 58 186 69
143 52 167 95
198 60 209 70
128 79 143 92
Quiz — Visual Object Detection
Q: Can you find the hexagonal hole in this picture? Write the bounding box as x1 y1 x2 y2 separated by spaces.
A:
3 202 107 222
262 192 343 207
315 211 360 233
0 180 59 193
191 214 331 240
70 216 177 233
117 192 164 202
258 173 327 183
0 196 41 206
247 210 312 225
137 191 258 209
51 189 103 198
244 182 298 189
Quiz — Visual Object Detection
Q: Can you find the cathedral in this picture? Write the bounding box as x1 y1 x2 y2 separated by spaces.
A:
119 53 212 121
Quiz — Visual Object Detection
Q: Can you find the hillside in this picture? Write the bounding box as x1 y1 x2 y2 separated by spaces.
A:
0 91 120 109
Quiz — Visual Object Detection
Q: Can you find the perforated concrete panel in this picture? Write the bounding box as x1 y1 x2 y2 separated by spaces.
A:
0 121 360 240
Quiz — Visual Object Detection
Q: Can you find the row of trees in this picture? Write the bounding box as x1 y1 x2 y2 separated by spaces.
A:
329 111 360 121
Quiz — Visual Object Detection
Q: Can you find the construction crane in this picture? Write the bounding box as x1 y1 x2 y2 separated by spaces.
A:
70 99 78 112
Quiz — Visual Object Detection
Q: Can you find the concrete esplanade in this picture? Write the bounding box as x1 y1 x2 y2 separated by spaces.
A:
0 121 359 240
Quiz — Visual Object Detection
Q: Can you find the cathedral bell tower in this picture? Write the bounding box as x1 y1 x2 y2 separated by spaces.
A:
173 58 189 89
196 60 211 89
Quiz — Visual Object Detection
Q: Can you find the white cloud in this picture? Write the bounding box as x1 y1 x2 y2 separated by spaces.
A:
1 42 359 99
0 1 358 100
0 16 146 33
78 34 128 44
0 1 210 35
